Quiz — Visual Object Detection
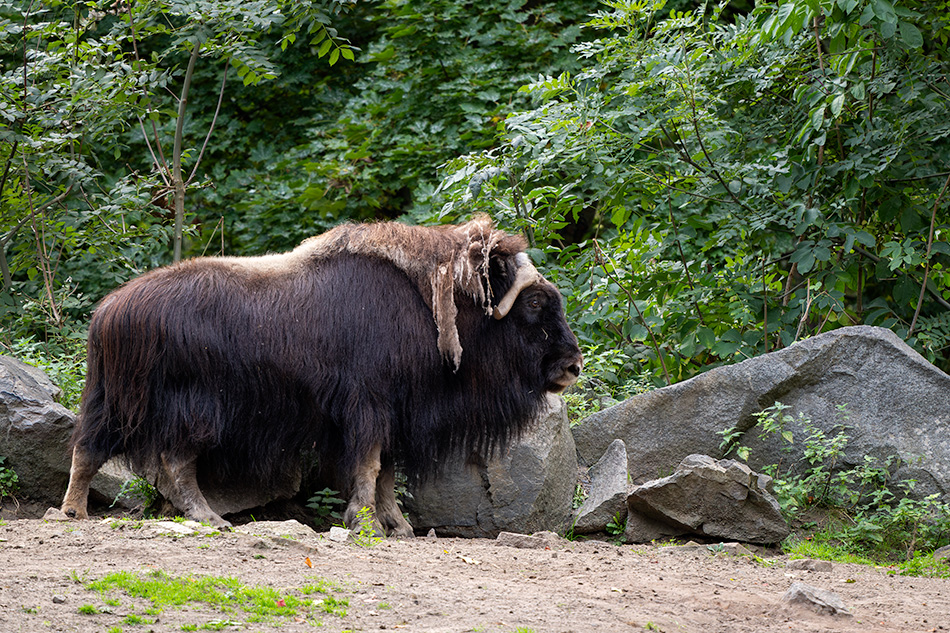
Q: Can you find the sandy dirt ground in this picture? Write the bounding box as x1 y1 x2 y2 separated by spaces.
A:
0 514 947 633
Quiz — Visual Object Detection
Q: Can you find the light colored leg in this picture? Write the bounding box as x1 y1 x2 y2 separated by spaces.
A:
375 461 414 538
343 443 385 537
61 445 106 520
157 452 231 529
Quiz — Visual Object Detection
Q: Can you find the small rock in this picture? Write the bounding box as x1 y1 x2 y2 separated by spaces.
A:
787 558 833 572
426 528 437 538
328 526 351 543
52 595 66 604
708 542 754 557
934 545 950 562
495 531 547 549
43 508 69 521
781 582 852 617
151 521 200 536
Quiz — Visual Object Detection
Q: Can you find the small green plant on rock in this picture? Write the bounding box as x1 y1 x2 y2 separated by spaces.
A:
0 457 19 499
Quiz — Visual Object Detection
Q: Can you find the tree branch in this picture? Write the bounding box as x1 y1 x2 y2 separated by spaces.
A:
909 172 950 336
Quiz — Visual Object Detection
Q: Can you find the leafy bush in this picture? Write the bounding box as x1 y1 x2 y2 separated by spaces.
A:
1 336 87 411
725 402 950 564
436 0 950 387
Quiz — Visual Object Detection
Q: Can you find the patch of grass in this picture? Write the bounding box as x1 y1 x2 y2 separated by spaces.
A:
77 604 99 615
319 595 349 617
122 613 155 625
893 552 950 578
78 569 350 628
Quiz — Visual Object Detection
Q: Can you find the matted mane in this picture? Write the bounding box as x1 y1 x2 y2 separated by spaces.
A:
295 215 523 369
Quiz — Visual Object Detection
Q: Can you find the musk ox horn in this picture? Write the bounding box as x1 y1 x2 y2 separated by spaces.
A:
493 252 541 320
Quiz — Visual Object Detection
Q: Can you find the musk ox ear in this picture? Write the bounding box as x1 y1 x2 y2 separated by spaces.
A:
493 252 542 320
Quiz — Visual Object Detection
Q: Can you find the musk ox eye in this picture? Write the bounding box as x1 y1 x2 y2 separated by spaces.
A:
528 298 541 309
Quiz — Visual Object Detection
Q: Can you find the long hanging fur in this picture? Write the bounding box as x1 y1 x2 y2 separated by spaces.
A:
70 219 582 501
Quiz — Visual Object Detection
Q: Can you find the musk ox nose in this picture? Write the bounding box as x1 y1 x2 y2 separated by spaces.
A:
567 362 581 378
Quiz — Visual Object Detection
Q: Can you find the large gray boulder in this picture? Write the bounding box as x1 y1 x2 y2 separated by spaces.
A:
405 393 577 537
573 326 950 499
0 356 74 505
625 454 788 544
0 356 139 513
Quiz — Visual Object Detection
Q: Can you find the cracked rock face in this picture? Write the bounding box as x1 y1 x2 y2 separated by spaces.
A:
625 454 789 544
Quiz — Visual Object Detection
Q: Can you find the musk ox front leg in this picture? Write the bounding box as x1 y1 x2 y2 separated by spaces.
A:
375 460 414 539
343 443 387 537
156 452 231 529
61 445 109 520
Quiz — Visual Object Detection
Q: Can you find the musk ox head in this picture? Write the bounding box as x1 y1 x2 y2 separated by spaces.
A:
490 251 582 393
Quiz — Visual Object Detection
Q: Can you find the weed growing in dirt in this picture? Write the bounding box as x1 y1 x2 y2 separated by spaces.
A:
76 569 349 628
77 604 98 615
605 511 626 537
352 506 383 547
307 487 345 524
722 402 950 570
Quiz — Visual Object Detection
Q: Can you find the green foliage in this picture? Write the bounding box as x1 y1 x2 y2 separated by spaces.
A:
894 551 950 579
112 477 160 515
437 0 950 385
307 487 346 524
735 402 950 563
2 336 87 411
0 456 18 499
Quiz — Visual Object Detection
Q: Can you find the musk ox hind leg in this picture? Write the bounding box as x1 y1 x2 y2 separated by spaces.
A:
61 445 109 520
156 451 231 529
375 460 414 539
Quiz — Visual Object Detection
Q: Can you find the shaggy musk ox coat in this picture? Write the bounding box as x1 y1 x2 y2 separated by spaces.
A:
61 217 583 535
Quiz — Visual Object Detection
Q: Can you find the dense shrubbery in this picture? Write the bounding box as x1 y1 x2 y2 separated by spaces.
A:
436 0 950 389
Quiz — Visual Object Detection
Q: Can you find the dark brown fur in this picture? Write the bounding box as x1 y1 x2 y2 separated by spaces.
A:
61 219 583 534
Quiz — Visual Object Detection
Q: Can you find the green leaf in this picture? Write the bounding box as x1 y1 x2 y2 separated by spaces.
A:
898 21 923 48
830 93 845 118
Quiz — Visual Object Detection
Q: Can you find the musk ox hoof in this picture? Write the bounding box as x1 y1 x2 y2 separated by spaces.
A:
389 526 414 539
61 506 86 520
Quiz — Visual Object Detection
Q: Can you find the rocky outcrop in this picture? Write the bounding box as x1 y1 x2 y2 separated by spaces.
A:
405 394 577 537
573 326 950 500
0 356 74 505
624 454 788 544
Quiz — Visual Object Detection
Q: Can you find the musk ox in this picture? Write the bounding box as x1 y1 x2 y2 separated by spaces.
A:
61 216 583 535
